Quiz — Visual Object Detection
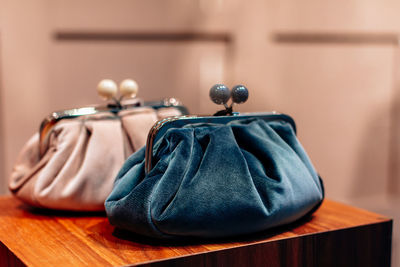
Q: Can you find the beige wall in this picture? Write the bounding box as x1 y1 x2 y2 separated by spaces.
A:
0 0 398 199
0 0 52 193
0 35 4 193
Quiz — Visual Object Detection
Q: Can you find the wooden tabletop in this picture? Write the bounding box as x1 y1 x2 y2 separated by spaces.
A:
0 196 392 267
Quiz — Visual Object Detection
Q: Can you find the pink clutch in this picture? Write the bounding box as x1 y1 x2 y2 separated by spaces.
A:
9 79 188 211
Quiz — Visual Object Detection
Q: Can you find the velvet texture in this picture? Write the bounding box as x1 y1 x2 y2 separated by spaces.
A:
105 118 324 239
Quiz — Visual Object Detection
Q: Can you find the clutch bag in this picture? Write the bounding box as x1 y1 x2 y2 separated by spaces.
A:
105 84 324 239
9 79 188 211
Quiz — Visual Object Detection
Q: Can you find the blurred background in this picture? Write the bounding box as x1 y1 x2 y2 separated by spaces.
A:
0 0 399 265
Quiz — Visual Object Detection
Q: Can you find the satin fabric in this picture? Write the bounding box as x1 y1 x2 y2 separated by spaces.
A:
9 107 182 211
105 117 324 239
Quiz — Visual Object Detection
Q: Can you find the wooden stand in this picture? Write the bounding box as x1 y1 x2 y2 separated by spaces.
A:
0 196 392 267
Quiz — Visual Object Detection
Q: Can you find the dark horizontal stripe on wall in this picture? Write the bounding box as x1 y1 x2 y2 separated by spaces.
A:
273 32 400 45
55 31 232 43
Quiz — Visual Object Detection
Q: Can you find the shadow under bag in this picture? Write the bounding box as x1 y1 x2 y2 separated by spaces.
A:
105 114 324 239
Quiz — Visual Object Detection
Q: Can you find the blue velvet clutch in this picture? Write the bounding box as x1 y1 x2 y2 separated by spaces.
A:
105 112 324 239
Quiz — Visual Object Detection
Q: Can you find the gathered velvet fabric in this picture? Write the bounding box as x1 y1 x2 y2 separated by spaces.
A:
105 117 324 239
9 107 182 211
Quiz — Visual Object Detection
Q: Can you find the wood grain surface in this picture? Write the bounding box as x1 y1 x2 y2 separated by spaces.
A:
0 196 392 267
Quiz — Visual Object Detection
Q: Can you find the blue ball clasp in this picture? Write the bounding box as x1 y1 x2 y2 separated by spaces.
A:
231 85 249 104
209 84 231 105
